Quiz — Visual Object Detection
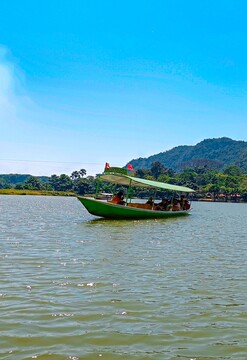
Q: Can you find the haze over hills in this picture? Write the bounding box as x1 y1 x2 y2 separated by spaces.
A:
127 138 247 173
1 138 247 182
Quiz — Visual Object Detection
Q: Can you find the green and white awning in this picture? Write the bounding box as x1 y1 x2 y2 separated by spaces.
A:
99 172 195 193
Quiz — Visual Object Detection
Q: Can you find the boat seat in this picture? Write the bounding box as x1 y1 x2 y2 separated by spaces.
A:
127 203 152 210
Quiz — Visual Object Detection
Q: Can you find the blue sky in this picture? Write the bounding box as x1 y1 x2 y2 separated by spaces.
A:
1 0 247 176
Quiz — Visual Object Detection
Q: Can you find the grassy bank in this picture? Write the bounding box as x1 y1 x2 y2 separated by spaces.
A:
0 189 76 196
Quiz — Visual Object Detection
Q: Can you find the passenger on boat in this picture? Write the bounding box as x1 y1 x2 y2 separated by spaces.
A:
183 199 191 210
110 191 125 205
179 195 185 208
154 198 169 211
178 195 190 210
146 197 154 206
171 198 181 211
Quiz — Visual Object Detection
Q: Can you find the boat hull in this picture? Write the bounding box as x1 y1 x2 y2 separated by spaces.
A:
77 197 190 220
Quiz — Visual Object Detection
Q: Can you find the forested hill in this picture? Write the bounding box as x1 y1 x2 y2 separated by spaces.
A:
0 174 49 185
127 137 247 172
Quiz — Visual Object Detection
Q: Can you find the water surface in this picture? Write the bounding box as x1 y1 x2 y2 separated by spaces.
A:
0 196 247 359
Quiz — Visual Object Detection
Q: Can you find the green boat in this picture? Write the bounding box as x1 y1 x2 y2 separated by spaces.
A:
77 169 195 220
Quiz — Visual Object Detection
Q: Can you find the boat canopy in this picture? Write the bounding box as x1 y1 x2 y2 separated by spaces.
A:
99 172 195 193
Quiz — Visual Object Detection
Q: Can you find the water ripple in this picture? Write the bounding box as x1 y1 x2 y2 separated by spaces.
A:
0 197 247 359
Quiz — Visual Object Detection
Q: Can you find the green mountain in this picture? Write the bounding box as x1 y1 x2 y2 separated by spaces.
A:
128 137 247 173
0 174 49 185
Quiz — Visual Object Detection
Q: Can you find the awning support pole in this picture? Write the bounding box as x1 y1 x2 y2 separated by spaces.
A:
126 179 133 204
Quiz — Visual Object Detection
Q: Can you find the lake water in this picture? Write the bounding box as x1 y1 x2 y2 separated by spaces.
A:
0 195 247 360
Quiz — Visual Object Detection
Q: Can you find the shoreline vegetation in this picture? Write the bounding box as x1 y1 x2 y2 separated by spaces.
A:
0 189 246 203
0 189 75 196
1 162 247 203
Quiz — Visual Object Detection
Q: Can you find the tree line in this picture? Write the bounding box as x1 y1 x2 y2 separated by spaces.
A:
0 162 247 201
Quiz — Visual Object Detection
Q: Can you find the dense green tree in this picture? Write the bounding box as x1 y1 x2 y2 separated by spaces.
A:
223 165 242 176
176 171 197 186
157 174 170 183
241 189 247 202
42 182 53 191
22 176 43 190
49 174 73 191
85 176 96 194
135 168 150 178
58 174 73 191
49 175 60 190
203 170 218 184
150 162 166 180
73 179 89 195
0 177 9 189
224 176 239 189
165 168 176 177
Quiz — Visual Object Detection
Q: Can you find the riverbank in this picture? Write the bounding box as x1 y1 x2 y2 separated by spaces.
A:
0 189 75 196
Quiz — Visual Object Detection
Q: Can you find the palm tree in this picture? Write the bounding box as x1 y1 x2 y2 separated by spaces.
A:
71 171 80 180
79 169 87 178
